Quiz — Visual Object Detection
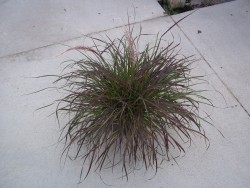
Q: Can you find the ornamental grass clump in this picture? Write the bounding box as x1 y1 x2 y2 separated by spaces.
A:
50 22 210 180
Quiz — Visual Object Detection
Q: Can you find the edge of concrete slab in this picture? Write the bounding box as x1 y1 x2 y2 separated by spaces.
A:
0 0 165 58
170 0 250 117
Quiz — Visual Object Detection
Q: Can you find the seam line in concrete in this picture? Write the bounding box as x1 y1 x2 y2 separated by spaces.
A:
170 16 250 118
0 15 166 60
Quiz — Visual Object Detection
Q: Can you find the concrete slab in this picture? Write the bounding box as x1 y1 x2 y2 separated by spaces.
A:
172 0 250 114
0 0 164 58
1 14 250 187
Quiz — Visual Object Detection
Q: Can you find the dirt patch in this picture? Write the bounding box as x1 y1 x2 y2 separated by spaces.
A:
158 0 235 15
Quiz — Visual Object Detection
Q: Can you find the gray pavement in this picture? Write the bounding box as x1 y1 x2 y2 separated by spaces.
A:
0 0 250 187
0 0 163 57
173 0 250 114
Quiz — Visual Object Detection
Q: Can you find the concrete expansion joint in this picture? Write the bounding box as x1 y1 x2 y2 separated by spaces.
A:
170 15 250 118
0 15 166 60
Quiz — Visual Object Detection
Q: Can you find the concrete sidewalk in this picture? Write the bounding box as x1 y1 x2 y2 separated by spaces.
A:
173 0 250 115
0 0 163 58
0 0 250 188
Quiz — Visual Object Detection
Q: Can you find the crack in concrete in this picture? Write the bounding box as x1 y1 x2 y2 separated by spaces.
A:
0 15 166 60
170 16 250 117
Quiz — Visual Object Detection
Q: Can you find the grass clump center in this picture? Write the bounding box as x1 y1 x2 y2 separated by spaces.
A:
51 23 210 180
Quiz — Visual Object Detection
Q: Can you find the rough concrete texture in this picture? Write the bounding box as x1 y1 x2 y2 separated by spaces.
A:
1 0 250 188
0 0 164 57
173 0 250 114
